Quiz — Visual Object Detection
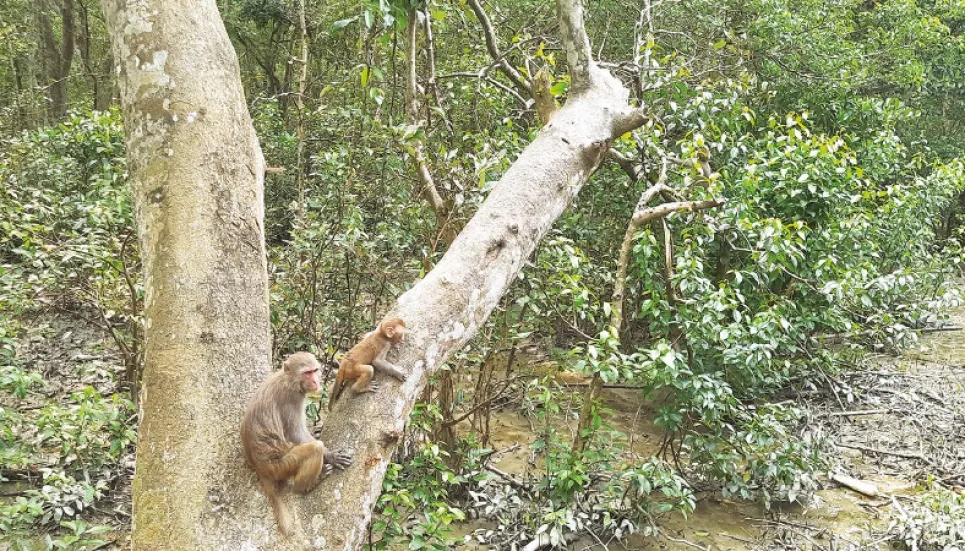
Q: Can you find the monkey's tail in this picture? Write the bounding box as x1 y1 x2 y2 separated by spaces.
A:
329 370 346 411
260 477 292 536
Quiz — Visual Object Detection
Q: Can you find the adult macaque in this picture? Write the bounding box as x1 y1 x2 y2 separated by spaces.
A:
241 352 353 535
329 317 408 410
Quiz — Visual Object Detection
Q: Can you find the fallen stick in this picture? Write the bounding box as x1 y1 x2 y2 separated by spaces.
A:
822 408 891 417
561 382 646 389
485 465 533 491
831 473 879 497
836 443 932 464
917 325 963 333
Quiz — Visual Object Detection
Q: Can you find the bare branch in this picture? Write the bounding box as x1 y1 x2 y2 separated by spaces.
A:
436 72 530 107
556 0 595 88
612 106 650 137
404 8 454 243
465 0 531 95
423 9 454 134
632 198 725 225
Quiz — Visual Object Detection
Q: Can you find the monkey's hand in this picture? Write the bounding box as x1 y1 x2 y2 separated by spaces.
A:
323 449 354 473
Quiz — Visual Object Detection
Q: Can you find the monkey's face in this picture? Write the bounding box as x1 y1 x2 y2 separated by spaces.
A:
382 318 407 345
388 324 406 344
299 361 321 393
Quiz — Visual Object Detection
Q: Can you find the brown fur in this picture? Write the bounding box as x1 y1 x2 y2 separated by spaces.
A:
329 317 408 410
241 352 352 535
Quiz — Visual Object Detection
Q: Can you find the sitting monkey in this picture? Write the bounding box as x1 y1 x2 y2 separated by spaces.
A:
240 352 352 535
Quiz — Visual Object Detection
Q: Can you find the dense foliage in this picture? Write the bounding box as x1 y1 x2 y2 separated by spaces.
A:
1 0 964 548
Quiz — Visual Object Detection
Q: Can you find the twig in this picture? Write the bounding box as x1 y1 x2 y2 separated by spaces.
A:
492 443 521 457
939 472 964 483
836 443 933 464
442 379 516 427
750 518 825 548
436 71 529 107
821 408 892 417
561 382 646 389
918 325 963 333
0 402 45 411
486 465 533 492
720 533 755 544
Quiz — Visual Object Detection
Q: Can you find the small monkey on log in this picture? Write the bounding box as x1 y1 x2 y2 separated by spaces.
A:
241 352 353 535
329 317 408 410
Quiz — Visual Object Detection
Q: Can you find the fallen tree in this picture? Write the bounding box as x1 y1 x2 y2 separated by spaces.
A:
313 0 646 547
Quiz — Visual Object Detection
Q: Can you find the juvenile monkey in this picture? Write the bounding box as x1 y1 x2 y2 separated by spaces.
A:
329 317 408 410
240 352 353 536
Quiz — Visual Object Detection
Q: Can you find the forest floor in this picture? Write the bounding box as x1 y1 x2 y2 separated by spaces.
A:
3 306 964 550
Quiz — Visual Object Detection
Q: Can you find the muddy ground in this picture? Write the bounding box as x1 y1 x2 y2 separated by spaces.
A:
3 305 963 550
476 312 965 550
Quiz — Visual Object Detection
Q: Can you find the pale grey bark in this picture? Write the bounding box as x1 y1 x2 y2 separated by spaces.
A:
101 0 274 549
311 0 646 548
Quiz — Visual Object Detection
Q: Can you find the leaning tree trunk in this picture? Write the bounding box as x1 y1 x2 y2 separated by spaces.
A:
312 0 646 548
101 1 275 549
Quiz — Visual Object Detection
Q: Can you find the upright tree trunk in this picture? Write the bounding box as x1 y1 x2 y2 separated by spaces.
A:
403 7 456 247
402 7 461 457
95 53 115 110
77 0 110 111
101 0 274 548
37 0 75 119
294 0 308 219
571 163 722 453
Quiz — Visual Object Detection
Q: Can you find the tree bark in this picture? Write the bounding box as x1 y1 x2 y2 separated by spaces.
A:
101 0 274 549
